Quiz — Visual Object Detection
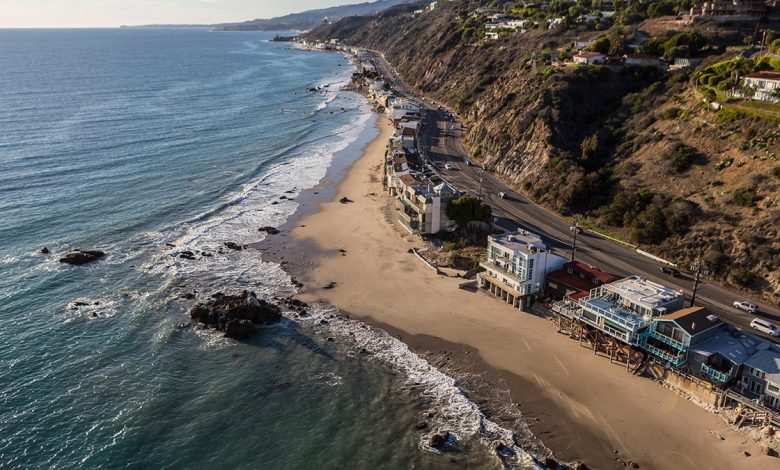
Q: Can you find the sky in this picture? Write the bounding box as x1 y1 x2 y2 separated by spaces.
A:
0 0 370 28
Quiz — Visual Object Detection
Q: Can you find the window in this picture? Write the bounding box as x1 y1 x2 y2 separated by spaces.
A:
767 383 779 395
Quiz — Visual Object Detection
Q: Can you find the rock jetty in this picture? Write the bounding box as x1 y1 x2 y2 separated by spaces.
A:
189 291 282 340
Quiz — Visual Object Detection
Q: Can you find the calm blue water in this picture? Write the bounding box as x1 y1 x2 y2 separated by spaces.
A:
0 29 534 469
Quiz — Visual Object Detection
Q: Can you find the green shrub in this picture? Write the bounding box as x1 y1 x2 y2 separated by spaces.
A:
442 241 458 252
732 187 759 207
662 107 681 119
730 267 757 287
668 143 701 173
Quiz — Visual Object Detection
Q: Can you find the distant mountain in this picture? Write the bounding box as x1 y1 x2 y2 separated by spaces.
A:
215 0 419 32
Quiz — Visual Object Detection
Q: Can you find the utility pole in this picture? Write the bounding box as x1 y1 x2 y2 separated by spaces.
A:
690 257 709 307
477 170 484 202
570 218 580 262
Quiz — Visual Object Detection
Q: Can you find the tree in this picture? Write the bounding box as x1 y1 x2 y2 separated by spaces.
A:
446 195 492 226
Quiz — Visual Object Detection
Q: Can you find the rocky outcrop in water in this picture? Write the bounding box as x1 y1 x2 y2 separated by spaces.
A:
189 291 282 339
59 250 105 265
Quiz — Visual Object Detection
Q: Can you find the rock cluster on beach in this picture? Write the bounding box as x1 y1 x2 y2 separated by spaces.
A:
59 250 106 265
189 291 282 339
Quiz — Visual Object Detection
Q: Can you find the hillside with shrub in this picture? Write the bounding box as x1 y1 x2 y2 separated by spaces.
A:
306 0 780 305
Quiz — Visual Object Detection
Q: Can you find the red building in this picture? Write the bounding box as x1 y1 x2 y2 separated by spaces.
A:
545 261 617 300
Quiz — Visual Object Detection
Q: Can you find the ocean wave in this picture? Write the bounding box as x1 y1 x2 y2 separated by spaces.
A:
298 304 541 470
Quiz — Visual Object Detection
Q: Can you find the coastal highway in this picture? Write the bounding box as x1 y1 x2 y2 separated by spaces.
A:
365 51 780 342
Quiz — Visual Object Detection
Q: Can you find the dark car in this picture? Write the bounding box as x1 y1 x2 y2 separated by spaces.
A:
660 266 681 277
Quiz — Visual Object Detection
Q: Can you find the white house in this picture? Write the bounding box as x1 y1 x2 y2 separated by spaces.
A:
741 71 780 102
485 31 500 40
478 231 567 310
573 52 605 65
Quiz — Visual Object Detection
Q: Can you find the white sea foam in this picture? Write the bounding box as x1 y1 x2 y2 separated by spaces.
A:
297 304 541 469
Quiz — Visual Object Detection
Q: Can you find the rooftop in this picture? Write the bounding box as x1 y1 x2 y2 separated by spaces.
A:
690 326 767 366
546 269 599 294
567 261 616 284
575 51 604 58
602 276 682 310
655 307 722 336
745 71 780 81
744 349 780 385
490 231 547 255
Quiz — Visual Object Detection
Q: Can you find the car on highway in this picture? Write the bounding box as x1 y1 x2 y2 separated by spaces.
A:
465 161 472 166
498 192 507 199
660 266 682 277
444 163 453 170
569 226 584 235
750 318 780 336
734 300 759 314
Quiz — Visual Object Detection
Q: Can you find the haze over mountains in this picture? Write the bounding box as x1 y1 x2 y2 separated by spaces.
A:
129 0 418 31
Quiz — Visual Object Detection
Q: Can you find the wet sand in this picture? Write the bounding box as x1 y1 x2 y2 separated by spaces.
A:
264 117 776 469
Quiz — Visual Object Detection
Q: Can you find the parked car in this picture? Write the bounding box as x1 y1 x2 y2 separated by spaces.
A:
734 300 759 314
750 318 780 336
498 192 507 199
660 266 682 277
569 226 584 235
444 163 453 170
465 161 472 166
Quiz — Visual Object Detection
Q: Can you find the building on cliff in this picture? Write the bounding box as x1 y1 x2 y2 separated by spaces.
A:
688 0 766 21
738 71 780 102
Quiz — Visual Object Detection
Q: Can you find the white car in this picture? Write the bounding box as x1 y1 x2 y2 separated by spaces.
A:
750 318 780 337
498 192 507 199
734 300 758 314
444 163 453 170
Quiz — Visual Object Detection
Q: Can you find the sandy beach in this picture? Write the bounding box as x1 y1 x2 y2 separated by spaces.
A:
270 117 777 469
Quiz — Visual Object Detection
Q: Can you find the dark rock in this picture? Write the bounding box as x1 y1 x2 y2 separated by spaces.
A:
181 293 196 300
284 190 295 194
327 337 334 342
271 201 279 205
179 251 197 260
59 250 105 266
495 443 515 457
339 197 353 204
543 457 558 469
429 431 450 449
201 252 213 257
742 450 751 457
761 446 778 457
211 292 225 299
570 461 587 470
189 291 282 340
40 247 50 254
415 421 428 430
259 226 280 235
165 243 176 248
323 281 337 289
93 301 100 305
73 301 90 307
224 242 243 251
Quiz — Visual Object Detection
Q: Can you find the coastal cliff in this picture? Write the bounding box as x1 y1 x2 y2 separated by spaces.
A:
305 1 780 305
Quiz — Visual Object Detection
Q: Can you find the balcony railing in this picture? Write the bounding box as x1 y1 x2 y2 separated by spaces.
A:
647 328 688 351
642 342 687 366
480 258 525 285
550 301 581 319
701 363 733 383
579 299 647 332
401 196 423 213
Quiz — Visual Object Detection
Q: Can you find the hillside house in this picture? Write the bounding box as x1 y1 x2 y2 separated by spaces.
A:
576 276 684 346
478 231 568 310
689 0 766 21
740 349 780 410
545 261 617 300
624 54 665 68
741 71 780 102
640 307 723 366
573 52 605 65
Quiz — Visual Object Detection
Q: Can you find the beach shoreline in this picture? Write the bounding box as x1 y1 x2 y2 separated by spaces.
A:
262 115 777 469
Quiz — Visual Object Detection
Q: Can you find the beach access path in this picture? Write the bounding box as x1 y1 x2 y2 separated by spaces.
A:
286 118 777 469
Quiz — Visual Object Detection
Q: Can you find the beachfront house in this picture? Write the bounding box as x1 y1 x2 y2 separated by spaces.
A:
576 276 684 346
639 307 723 366
688 326 767 385
739 72 780 102
545 261 617 301
396 182 460 235
740 348 780 410
573 52 605 65
478 231 567 311
624 54 665 69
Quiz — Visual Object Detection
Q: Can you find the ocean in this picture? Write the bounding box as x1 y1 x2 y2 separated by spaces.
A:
0 28 537 469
